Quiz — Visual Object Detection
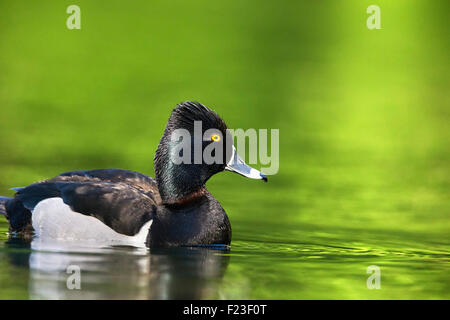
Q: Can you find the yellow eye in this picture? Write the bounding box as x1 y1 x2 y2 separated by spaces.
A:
211 134 221 142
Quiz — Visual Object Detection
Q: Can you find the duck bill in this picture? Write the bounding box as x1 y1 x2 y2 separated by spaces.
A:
225 147 267 182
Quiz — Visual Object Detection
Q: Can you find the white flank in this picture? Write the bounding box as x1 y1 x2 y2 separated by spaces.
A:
32 198 152 246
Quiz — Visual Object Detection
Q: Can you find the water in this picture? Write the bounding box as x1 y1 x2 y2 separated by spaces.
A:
0 1 449 299
1 179 448 299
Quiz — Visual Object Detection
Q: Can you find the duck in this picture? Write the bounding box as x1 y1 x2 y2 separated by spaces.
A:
0 101 267 247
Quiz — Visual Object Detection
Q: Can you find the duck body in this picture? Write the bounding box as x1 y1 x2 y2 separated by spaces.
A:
1 168 231 247
150 189 231 247
0 101 264 247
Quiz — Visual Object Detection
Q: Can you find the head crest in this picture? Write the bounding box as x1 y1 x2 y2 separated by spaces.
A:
168 101 227 133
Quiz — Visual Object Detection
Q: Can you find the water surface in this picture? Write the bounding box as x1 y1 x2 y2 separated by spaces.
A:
0 0 448 299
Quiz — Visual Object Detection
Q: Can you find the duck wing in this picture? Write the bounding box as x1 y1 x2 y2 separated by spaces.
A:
9 169 160 236
48 169 161 204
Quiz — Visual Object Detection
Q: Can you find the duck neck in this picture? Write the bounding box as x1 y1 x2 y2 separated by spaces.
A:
155 167 207 205
154 135 208 205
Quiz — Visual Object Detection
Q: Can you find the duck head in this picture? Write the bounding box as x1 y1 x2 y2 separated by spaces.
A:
154 101 267 204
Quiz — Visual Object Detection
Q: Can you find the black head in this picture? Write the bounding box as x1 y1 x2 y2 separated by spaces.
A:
154 101 266 204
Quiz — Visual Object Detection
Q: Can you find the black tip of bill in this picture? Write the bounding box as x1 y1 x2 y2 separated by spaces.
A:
261 173 268 182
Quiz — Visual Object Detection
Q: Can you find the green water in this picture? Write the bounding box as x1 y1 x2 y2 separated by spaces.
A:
0 1 449 299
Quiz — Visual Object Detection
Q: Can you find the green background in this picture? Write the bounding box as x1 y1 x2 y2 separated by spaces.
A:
0 0 449 299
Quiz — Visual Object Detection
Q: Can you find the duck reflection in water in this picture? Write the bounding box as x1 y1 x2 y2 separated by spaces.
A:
4 238 231 299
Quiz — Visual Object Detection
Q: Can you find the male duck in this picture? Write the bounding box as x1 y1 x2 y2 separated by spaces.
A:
0 101 267 247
